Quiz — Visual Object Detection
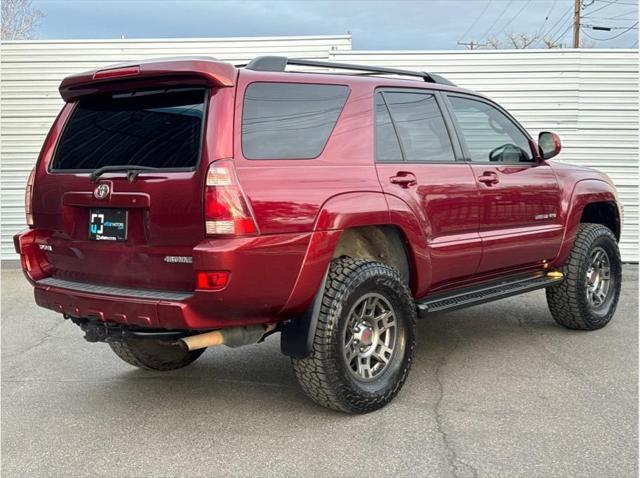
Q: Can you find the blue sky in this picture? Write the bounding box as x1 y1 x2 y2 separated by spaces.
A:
32 0 638 49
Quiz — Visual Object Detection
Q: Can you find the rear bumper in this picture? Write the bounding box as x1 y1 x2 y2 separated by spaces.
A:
16 228 314 330
34 277 253 330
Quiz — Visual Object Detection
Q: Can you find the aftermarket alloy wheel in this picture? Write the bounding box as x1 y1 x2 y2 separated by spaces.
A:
109 339 205 371
546 223 622 330
292 257 416 413
343 293 399 382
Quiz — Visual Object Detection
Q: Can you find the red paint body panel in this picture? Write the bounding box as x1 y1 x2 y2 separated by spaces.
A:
376 162 482 292
470 162 564 273
15 57 622 332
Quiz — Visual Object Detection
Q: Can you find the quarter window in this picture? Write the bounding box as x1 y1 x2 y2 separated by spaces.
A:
375 93 403 162
448 96 533 163
242 82 349 159
381 92 456 163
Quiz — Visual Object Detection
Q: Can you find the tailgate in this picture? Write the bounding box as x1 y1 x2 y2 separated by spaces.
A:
32 86 216 291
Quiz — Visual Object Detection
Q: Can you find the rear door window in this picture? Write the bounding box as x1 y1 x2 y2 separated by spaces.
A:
382 91 456 162
242 82 349 159
52 88 206 171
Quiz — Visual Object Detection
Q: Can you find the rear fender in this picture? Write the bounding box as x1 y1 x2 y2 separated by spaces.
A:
281 192 389 316
280 192 429 357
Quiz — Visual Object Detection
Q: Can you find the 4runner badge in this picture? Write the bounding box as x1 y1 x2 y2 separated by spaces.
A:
94 183 110 199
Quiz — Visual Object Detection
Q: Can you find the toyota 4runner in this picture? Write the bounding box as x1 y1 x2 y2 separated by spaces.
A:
14 56 623 413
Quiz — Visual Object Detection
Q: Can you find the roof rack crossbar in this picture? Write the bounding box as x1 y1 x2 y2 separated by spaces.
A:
243 56 456 86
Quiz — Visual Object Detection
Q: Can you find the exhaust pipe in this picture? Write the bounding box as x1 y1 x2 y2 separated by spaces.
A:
179 324 276 351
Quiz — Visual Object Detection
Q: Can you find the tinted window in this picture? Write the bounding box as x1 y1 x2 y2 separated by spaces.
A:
448 96 533 163
242 83 349 159
375 93 403 162
53 88 205 170
382 92 455 162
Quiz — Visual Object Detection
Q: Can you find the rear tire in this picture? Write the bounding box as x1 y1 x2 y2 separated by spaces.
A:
546 223 622 330
109 339 205 371
291 257 417 413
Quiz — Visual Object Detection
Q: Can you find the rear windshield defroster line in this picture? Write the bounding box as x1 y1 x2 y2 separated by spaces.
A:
51 88 207 172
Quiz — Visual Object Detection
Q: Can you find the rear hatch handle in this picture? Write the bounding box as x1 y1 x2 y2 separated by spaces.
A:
90 165 162 182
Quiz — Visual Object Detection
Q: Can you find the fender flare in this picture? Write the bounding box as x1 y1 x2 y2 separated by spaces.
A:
280 191 428 357
552 178 618 267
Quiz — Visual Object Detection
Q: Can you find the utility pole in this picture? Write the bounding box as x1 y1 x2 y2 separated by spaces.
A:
457 40 486 50
573 0 581 48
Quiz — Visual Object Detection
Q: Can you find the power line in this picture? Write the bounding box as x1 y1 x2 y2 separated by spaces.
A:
493 0 533 39
534 0 559 38
584 8 638 19
457 0 493 43
539 5 573 39
590 0 637 5
581 21 639 40
552 24 574 45
582 0 619 16
480 0 514 40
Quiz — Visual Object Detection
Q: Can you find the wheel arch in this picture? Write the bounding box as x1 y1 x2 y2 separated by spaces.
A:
553 179 620 267
280 192 426 357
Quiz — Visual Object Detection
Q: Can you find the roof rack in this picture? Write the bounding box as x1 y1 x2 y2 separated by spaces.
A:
241 56 456 86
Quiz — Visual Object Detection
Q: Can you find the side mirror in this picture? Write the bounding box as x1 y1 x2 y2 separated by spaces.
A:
538 132 561 160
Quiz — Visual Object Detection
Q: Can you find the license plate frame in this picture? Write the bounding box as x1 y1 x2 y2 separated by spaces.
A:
88 208 128 241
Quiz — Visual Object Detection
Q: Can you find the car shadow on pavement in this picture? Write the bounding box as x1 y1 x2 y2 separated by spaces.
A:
97 297 586 415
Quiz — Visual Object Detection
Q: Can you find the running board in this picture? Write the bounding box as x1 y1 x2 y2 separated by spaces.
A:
416 272 563 317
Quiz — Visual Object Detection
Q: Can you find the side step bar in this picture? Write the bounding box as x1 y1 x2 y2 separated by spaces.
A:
416 272 563 317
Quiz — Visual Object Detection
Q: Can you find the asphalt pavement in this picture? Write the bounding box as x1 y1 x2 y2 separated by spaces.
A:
1 266 637 477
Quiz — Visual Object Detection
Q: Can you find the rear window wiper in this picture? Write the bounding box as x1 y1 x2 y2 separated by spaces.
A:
89 165 162 182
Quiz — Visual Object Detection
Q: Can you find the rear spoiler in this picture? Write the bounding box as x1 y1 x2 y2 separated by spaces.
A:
59 57 237 101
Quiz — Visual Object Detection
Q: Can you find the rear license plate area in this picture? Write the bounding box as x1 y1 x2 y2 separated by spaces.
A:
89 208 127 241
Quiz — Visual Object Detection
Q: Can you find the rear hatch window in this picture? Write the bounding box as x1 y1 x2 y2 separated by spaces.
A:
52 88 206 171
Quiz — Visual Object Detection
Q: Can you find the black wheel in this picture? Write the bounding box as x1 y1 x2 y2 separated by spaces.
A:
291 257 416 413
546 223 622 330
109 339 205 371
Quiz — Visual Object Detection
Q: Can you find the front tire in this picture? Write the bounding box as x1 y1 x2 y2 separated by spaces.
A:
546 223 622 330
109 339 205 371
292 258 417 413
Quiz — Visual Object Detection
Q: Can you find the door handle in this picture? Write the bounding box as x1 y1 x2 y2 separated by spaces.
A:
389 172 417 187
478 172 499 185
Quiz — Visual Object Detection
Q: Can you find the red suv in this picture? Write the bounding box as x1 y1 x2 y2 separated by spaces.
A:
15 56 623 413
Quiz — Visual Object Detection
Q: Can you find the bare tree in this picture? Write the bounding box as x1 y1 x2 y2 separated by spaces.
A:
505 32 539 49
542 37 564 48
486 37 503 49
1 0 44 40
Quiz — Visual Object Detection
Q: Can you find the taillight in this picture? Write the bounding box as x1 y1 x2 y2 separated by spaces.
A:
25 168 35 227
204 160 258 236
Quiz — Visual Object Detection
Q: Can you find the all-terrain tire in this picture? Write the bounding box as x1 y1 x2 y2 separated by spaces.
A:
109 339 205 371
546 223 622 330
292 257 417 414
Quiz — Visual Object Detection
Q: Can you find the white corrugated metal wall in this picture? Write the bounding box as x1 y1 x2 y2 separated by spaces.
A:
0 39 637 261
331 49 639 261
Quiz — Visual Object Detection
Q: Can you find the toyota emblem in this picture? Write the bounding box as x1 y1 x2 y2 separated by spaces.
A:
94 183 110 199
